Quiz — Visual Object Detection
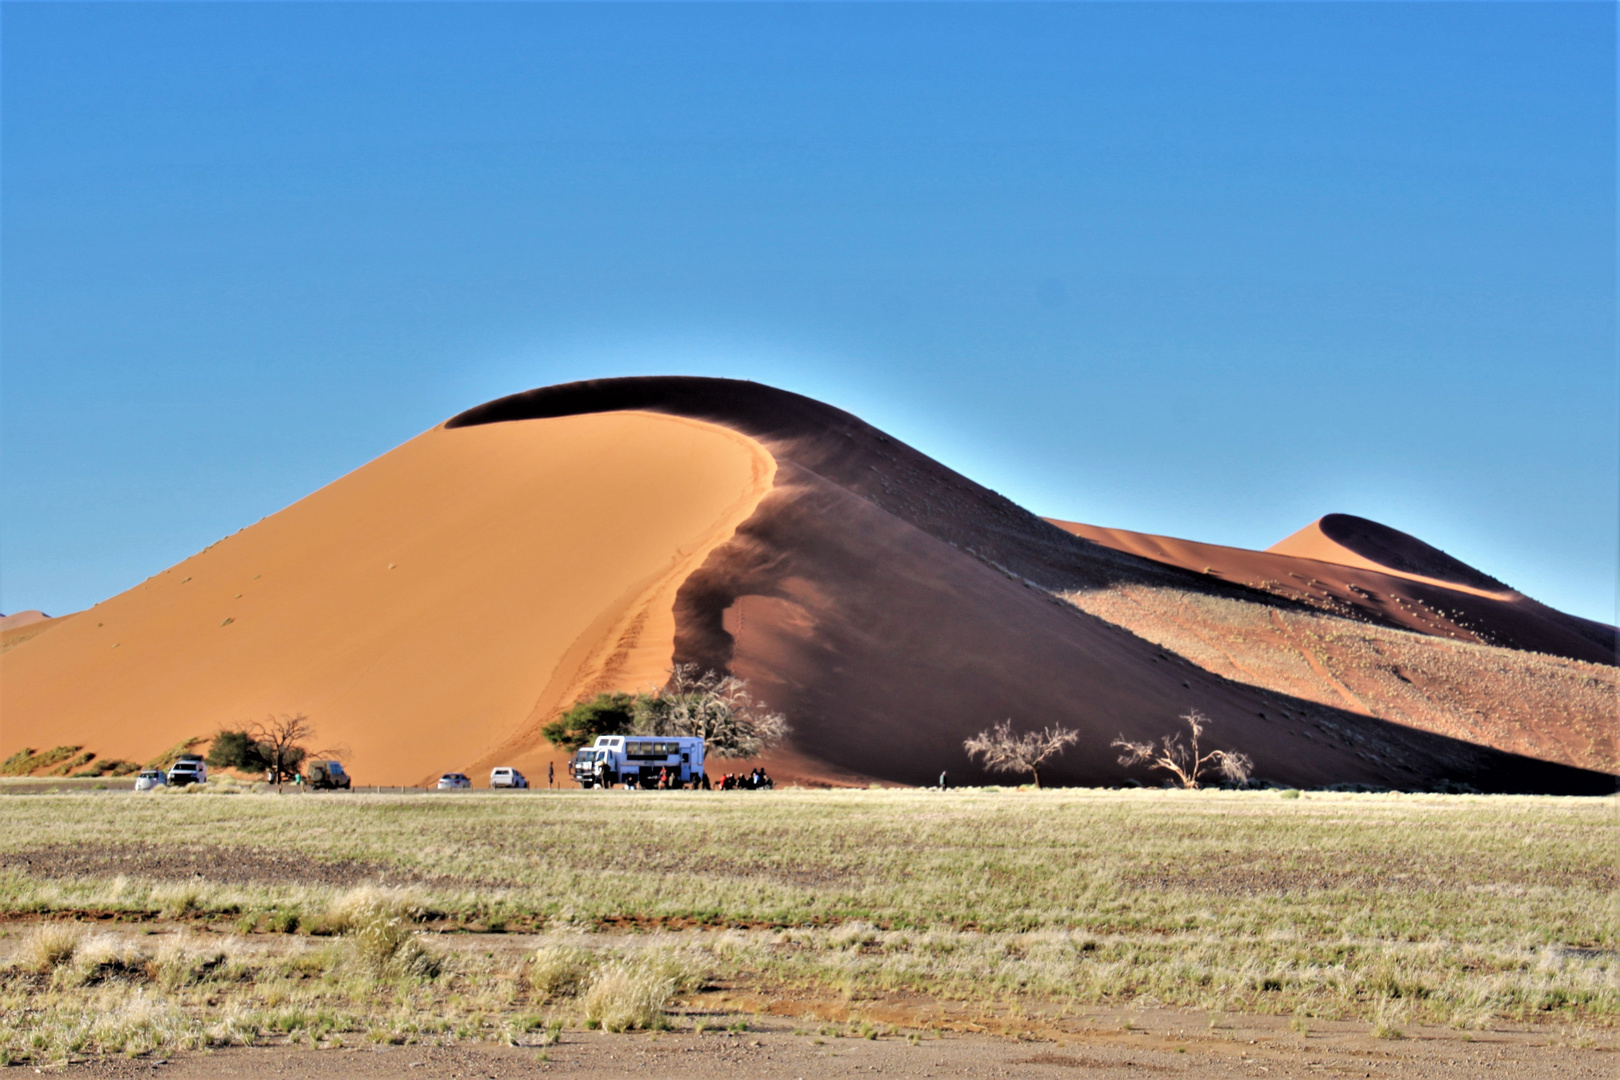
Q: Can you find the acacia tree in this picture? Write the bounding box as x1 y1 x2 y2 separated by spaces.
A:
1112 709 1253 790
542 693 638 752
633 664 789 759
251 714 316 784
962 720 1080 788
206 730 268 773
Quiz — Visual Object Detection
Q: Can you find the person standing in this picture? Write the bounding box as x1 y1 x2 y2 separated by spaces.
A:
548 761 555 789
938 770 950 790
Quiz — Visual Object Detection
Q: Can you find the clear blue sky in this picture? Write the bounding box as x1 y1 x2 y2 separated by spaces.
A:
3 3 1615 624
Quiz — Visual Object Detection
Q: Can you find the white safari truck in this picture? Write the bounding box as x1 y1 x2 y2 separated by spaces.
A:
570 736 705 789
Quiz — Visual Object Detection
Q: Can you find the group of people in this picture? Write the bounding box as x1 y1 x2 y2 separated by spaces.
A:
718 768 774 790
587 758 774 791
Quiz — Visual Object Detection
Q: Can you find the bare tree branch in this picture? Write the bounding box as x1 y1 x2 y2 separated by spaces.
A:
250 714 316 784
963 720 1079 788
1112 710 1253 790
634 664 790 759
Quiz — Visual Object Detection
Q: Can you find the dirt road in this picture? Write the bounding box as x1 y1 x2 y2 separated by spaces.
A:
60 1010 1613 1079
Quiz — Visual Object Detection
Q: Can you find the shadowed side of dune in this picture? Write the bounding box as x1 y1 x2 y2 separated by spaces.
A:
676 468 1613 793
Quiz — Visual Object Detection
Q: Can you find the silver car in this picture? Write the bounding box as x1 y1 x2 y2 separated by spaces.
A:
435 773 471 790
133 769 167 792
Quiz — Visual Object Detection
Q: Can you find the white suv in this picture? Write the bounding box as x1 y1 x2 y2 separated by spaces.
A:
490 767 528 789
167 755 207 787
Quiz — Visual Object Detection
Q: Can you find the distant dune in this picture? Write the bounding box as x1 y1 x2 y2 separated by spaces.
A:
1047 518 1614 666
1269 514 1509 593
2 378 1612 793
1 611 67 654
0 610 52 632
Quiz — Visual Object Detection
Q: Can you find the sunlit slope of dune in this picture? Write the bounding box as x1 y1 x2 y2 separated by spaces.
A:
0 412 774 784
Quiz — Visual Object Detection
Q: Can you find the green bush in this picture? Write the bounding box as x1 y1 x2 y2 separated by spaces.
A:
206 730 269 772
541 693 638 752
1 746 83 777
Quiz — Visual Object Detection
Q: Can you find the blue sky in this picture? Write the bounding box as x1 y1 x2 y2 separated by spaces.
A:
3 3 1615 624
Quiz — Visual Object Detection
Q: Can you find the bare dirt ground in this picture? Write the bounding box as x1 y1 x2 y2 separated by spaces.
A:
55 1010 1616 1079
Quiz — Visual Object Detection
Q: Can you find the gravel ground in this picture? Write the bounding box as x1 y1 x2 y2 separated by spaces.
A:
55 1012 1618 1079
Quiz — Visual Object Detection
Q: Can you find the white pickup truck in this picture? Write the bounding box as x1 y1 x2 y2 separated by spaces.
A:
571 736 705 789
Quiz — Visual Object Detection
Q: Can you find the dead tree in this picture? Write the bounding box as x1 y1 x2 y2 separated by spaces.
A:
635 664 789 759
963 720 1079 788
251 714 316 784
1112 709 1252 790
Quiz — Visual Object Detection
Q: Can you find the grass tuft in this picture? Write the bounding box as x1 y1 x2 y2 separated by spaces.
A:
582 963 674 1032
528 945 595 1000
12 923 83 973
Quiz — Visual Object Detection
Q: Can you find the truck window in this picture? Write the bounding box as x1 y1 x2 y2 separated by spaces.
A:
626 740 683 760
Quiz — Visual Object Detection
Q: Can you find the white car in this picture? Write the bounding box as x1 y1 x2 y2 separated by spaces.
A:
436 773 471 790
489 767 528 789
133 769 167 792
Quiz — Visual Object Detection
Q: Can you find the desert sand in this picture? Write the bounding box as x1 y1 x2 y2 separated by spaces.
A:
3 377 1613 792
0 411 771 786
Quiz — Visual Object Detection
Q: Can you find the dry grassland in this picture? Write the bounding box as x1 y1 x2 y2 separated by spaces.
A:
0 787 1614 1065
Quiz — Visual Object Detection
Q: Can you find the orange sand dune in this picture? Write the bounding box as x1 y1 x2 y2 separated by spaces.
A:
0 412 772 785
4 378 1612 794
1269 515 1511 595
1047 519 1615 667
450 379 1613 793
